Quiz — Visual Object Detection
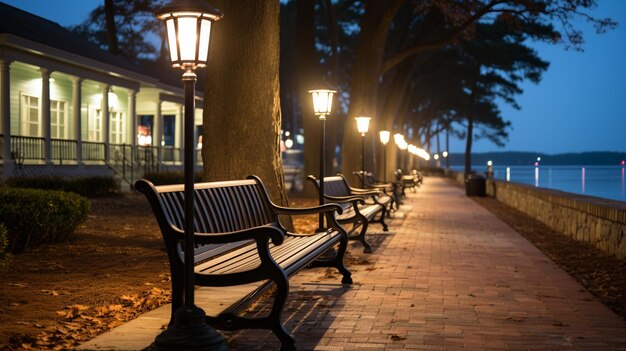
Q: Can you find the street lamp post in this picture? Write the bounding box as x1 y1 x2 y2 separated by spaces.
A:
355 117 371 188
379 131 390 182
309 88 336 230
155 1 226 350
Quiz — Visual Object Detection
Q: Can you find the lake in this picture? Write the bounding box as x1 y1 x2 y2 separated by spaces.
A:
450 165 626 203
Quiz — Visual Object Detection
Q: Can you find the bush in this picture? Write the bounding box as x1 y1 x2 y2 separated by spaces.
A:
142 171 204 186
6 176 119 197
0 188 90 253
0 223 10 269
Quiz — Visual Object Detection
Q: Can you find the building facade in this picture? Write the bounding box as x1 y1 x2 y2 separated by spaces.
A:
0 3 202 183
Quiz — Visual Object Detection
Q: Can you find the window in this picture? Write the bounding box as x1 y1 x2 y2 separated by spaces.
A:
88 106 102 141
110 110 126 144
50 100 67 139
21 94 40 136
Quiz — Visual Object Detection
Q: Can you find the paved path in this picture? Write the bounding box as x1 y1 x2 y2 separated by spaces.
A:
80 177 626 350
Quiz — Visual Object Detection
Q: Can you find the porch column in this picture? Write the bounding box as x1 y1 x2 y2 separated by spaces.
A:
0 59 12 178
154 97 162 163
41 68 51 164
102 84 110 162
70 76 83 164
178 104 184 164
128 90 137 147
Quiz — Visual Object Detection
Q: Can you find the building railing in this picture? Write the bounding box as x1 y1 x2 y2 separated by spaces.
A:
83 141 106 161
51 138 77 163
1 135 204 184
11 135 45 161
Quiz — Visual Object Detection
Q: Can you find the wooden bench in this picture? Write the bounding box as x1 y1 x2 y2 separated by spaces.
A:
353 171 399 211
395 169 422 196
136 175 352 350
307 174 389 253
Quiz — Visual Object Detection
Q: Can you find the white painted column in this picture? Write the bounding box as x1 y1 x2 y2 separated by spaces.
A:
1 59 12 178
41 68 51 164
154 98 162 163
71 76 83 164
128 90 137 147
102 84 110 162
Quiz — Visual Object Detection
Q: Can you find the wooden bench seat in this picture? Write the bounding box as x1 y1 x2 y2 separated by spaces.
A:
136 175 352 350
353 170 399 211
308 174 390 253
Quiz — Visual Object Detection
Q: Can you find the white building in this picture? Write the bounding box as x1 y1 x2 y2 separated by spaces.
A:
0 2 202 184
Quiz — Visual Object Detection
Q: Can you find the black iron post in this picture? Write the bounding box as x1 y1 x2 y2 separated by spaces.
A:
153 71 226 351
383 143 387 183
361 134 366 188
318 116 326 231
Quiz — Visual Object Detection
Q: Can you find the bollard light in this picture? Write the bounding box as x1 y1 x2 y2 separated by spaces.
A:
309 88 336 231
155 1 226 350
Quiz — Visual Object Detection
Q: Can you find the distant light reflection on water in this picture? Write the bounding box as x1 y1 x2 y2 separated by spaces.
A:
452 165 626 203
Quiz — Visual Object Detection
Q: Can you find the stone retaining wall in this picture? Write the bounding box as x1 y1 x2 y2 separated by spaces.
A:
446 171 626 259
487 179 626 259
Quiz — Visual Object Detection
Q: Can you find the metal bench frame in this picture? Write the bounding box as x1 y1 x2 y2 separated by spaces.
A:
307 174 389 254
136 175 352 350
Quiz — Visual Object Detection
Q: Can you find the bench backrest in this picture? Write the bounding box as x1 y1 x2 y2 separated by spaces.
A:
307 174 354 211
136 176 277 246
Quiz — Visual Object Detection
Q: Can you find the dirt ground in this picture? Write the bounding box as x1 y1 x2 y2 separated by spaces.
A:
1 185 625 350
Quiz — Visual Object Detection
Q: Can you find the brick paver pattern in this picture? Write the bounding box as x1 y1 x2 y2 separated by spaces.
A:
223 177 626 350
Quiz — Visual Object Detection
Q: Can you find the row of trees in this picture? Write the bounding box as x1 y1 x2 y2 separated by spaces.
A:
72 0 614 203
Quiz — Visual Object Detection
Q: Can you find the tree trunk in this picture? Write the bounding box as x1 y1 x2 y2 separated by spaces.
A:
203 0 288 207
104 0 119 56
341 1 402 184
295 0 321 197
464 76 479 180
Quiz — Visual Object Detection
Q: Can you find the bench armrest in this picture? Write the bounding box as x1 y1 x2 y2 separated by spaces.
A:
272 203 344 216
348 187 381 196
323 194 366 205
172 224 285 246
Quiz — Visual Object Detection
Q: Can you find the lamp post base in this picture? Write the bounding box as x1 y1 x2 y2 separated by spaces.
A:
153 305 227 351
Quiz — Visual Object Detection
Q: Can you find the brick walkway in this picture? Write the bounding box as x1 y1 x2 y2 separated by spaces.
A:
81 177 626 350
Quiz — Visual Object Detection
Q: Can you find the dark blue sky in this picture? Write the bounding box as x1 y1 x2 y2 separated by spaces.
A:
4 0 625 154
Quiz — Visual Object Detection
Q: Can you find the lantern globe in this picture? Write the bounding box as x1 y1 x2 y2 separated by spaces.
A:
156 0 223 70
355 117 371 135
379 130 390 145
308 89 336 117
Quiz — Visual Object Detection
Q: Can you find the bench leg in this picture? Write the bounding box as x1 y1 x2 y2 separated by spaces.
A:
335 229 353 284
353 220 373 253
379 207 389 232
269 271 296 351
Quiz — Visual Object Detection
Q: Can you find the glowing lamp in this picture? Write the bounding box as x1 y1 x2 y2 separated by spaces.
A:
487 160 493 166
107 89 118 110
434 154 439 160
355 117 371 135
379 130 390 145
157 0 223 70
309 89 336 118
394 133 405 147
443 151 448 158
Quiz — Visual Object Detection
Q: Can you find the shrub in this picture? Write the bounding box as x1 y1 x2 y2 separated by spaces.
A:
0 188 90 253
142 171 204 186
6 176 119 197
0 223 10 269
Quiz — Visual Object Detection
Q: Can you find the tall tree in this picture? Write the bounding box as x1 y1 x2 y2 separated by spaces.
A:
340 0 615 181
70 0 166 62
202 1 288 206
